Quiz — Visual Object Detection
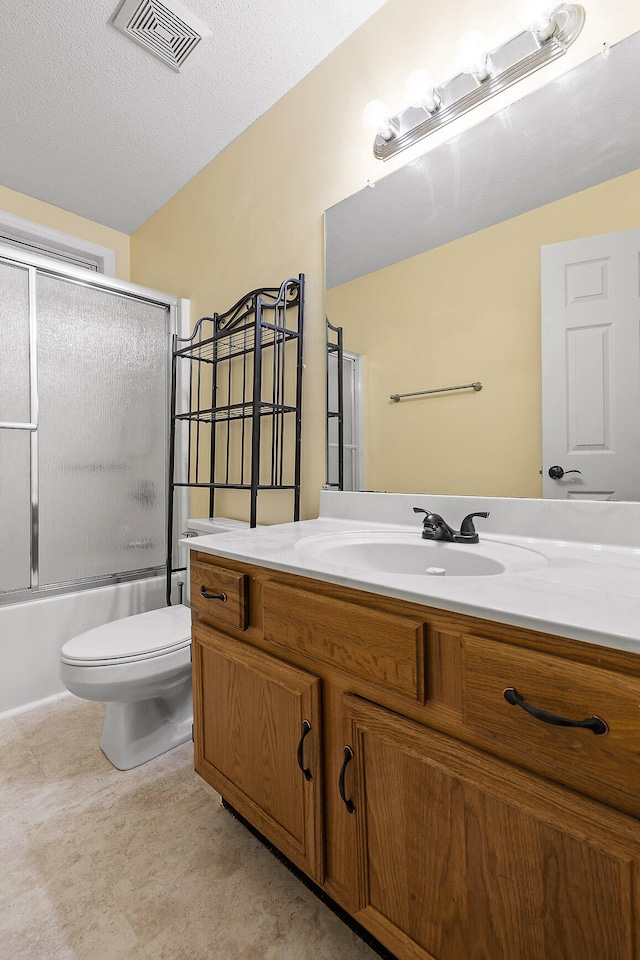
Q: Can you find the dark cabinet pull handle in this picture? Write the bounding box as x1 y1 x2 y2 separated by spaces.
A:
338 746 355 814
503 687 608 735
200 585 227 602
296 720 313 781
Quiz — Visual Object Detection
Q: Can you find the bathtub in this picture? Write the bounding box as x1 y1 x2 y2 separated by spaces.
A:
0 517 250 717
0 575 170 717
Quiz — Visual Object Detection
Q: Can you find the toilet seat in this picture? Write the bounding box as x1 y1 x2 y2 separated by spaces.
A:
60 604 191 667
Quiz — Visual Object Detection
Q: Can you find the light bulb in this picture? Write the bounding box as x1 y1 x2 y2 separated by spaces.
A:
519 1 557 41
404 69 442 113
362 100 396 141
456 30 494 82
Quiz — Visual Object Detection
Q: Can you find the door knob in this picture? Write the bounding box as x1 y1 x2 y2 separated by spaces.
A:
548 465 583 480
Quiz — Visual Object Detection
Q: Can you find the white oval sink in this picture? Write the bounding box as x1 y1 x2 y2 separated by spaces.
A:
295 530 547 578
313 540 505 576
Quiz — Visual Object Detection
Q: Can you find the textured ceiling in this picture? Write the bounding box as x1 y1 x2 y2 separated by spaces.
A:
0 0 389 233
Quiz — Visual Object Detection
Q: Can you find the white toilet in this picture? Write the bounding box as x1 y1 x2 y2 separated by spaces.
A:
59 516 251 770
60 604 192 770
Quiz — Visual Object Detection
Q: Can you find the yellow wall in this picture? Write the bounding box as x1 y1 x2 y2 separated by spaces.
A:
327 169 640 497
0 185 130 280
130 0 640 520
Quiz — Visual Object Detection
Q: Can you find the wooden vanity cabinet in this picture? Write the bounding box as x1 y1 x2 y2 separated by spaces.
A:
191 621 324 882
343 694 640 960
190 551 640 960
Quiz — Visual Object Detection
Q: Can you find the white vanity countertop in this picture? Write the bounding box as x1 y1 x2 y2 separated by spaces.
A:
181 502 640 656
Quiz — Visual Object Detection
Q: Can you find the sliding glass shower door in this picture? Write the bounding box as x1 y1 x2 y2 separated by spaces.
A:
0 252 174 602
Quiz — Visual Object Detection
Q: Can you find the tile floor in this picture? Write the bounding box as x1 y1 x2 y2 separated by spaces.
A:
0 695 379 959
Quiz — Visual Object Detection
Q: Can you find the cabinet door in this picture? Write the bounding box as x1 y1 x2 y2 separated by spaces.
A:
342 693 640 960
192 622 323 882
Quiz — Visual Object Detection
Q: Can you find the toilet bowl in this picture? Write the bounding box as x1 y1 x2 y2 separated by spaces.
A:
60 604 192 771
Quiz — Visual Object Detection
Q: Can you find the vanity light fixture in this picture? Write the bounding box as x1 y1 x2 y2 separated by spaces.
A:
404 69 442 113
362 99 397 142
457 30 495 83
521 0 561 42
364 3 585 161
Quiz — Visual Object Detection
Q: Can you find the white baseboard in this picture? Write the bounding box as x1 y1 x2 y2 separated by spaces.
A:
0 690 73 722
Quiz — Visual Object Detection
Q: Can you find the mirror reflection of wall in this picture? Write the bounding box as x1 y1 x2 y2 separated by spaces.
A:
324 30 640 501
326 169 640 498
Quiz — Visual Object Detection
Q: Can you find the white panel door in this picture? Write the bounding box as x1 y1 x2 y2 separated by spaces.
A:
541 229 640 500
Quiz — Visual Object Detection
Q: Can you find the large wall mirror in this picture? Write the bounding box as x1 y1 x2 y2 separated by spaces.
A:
325 29 640 502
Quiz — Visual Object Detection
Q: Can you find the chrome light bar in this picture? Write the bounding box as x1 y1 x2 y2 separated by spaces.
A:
371 4 585 161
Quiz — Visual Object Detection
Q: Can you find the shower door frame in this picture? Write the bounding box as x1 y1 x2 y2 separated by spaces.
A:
0 241 188 606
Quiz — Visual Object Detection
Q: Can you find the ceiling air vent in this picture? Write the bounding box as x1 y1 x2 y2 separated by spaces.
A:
111 0 212 71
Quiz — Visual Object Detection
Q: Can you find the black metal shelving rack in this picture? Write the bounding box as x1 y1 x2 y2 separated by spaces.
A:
166 275 304 604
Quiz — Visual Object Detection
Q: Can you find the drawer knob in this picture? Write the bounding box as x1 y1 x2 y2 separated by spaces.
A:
296 720 313 782
339 746 356 814
503 687 608 736
200 585 228 602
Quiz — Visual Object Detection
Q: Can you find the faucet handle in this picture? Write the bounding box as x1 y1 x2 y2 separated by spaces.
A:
459 511 490 538
413 506 442 525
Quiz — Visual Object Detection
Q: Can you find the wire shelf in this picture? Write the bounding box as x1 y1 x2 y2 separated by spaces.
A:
174 401 298 424
175 323 300 364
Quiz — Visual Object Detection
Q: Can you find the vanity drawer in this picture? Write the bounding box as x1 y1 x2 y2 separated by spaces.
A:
191 559 249 631
462 635 640 814
262 582 426 702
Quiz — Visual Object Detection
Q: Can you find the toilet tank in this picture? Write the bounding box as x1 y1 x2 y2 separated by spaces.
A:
183 517 253 604
186 517 252 537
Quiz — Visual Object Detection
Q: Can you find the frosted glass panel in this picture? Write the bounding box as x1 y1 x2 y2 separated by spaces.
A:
0 260 30 423
37 277 169 585
327 351 339 414
327 353 356 444
0 430 31 591
342 361 355 447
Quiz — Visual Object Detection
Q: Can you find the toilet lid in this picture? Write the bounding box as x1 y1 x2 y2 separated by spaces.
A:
60 604 191 663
